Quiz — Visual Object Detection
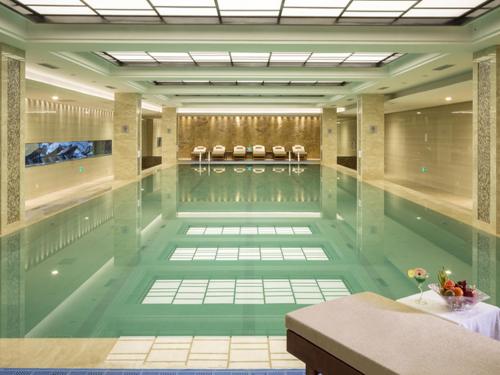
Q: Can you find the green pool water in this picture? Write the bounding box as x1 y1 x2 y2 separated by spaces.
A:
0 164 498 338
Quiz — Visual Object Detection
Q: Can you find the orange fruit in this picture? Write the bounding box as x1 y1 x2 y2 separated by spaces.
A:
453 287 464 297
444 280 455 290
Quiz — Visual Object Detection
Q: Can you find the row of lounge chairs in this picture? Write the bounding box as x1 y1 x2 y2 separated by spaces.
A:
192 145 307 160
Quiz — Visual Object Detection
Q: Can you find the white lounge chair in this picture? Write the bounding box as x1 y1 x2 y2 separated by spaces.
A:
233 145 246 159
292 145 307 160
191 146 207 159
211 145 226 159
253 145 266 159
273 145 287 159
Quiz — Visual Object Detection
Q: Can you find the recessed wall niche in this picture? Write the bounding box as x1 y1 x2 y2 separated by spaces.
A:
177 114 321 159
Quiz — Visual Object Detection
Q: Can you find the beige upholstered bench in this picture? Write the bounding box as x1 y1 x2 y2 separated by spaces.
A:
286 292 500 375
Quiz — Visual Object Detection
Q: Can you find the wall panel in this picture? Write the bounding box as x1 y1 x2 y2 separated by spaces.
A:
178 115 321 159
25 99 113 200
385 102 472 198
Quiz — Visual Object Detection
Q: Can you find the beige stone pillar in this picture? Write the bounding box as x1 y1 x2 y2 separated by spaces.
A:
321 107 337 167
113 93 142 181
472 46 500 234
161 106 177 166
0 44 25 234
356 95 384 180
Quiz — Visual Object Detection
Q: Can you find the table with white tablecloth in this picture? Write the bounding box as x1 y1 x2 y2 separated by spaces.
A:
398 290 500 340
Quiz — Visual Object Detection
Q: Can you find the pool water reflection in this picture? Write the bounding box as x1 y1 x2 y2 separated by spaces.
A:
0 165 498 338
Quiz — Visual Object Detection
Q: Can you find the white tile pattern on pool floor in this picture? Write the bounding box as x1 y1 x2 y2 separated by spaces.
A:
142 279 350 305
105 336 304 369
186 226 312 235
170 247 328 261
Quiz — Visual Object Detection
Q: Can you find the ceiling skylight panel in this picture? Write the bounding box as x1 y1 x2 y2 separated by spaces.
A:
220 10 280 16
343 11 402 17
97 10 157 16
282 8 342 17
415 0 485 7
157 7 218 16
18 0 83 5
345 53 391 62
347 1 416 11
307 53 350 62
86 0 152 9
183 80 210 84
284 0 350 6
237 80 264 85
217 0 282 10
108 52 155 62
28 6 95 15
270 52 311 64
151 0 215 5
149 52 193 62
403 8 470 17
231 52 270 63
190 52 231 63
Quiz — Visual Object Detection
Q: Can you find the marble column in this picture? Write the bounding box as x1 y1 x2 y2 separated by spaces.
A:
321 107 337 167
113 93 142 181
161 106 177 166
472 46 500 234
357 95 384 180
0 44 25 234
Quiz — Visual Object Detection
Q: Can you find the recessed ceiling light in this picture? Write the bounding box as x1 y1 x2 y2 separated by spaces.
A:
51 270 59 276
445 97 452 101
51 95 59 100
417 111 422 115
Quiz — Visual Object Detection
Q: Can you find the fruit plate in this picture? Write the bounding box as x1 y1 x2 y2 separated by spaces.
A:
428 283 490 312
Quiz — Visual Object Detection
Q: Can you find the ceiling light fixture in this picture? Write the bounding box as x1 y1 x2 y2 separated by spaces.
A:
51 95 59 101
445 97 452 101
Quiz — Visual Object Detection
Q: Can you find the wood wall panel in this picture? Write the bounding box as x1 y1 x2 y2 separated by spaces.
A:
178 115 321 159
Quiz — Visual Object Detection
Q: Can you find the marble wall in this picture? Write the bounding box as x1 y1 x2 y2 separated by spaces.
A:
178 115 321 159
26 100 113 143
385 102 473 198
337 116 357 157
321 108 337 166
25 100 114 200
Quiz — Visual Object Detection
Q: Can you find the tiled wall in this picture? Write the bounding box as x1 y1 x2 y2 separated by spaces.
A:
178 115 321 159
25 99 114 200
385 101 472 198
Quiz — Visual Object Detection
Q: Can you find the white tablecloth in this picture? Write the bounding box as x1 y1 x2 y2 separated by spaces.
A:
398 290 500 341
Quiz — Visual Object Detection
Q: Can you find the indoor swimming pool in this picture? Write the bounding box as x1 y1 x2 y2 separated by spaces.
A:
0 165 498 339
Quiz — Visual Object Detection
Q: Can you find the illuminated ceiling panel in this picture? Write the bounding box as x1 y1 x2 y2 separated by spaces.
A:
4 0 498 24
98 51 405 67
153 80 347 86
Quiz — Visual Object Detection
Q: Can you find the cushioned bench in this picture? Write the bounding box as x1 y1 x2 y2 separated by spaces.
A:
286 292 500 375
